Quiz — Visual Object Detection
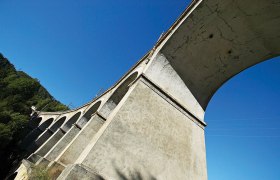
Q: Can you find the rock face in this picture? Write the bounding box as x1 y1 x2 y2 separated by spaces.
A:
12 0 280 179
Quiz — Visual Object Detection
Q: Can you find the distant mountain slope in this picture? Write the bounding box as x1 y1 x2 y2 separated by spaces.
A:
0 53 68 178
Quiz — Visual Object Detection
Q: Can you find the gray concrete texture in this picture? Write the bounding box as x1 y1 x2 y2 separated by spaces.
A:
13 0 280 179
77 80 207 179
56 114 105 165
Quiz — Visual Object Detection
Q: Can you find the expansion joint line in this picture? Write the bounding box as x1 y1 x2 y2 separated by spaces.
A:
94 112 107 121
140 74 206 129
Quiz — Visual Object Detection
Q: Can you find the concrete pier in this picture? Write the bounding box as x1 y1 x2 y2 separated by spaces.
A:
44 126 80 162
30 129 65 160
56 114 105 165
13 0 280 179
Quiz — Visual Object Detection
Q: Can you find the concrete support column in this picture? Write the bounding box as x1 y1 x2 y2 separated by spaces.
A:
32 128 66 158
55 114 105 165
26 128 54 155
43 125 81 162
73 80 207 179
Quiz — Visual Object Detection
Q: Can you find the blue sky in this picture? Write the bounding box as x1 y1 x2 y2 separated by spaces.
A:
1 0 280 179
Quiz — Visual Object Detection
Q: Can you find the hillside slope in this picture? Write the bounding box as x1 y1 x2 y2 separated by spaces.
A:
0 53 68 178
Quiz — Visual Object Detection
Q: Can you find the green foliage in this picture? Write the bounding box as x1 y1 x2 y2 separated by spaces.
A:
29 165 51 180
0 123 13 149
0 53 69 178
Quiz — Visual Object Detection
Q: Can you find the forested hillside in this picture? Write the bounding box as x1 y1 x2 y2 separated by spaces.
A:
0 53 68 178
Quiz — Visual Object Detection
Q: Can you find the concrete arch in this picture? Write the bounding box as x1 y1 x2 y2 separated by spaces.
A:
28 114 81 161
100 71 139 118
32 103 102 163
38 118 54 131
84 101 102 119
49 117 66 132
77 101 102 127
25 117 67 155
29 117 42 129
110 71 138 104
13 1 280 179
157 0 280 112
20 118 54 150
62 112 81 132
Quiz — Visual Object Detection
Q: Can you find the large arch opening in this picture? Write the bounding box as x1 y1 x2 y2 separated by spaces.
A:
28 117 42 129
26 117 67 155
204 58 280 180
77 101 102 127
84 101 102 119
38 118 54 131
61 112 81 132
20 118 54 149
49 117 66 132
100 72 138 118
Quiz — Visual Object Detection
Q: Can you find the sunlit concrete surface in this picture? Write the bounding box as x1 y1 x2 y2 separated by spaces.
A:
12 0 280 179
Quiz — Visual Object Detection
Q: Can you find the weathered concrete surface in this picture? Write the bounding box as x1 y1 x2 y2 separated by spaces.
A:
20 118 54 150
75 80 207 179
57 164 105 180
32 129 65 159
144 53 205 120
56 114 105 165
30 111 88 164
47 161 66 179
13 160 30 180
26 129 54 154
13 0 280 179
44 125 80 162
158 0 280 109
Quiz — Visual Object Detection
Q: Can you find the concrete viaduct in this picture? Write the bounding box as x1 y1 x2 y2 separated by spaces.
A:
12 0 280 179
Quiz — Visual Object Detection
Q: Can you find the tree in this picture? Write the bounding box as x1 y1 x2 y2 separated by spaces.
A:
0 54 69 178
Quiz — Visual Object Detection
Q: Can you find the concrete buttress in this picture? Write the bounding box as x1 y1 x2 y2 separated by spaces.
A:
12 0 280 179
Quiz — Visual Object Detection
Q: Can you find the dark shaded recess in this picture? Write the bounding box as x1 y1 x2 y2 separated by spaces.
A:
62 112 81 131
84 101 101 120
38 118 54 131
5 172 17 180
29 117 42 129
76 101 101 127
109 72 138 105
49 117 65 132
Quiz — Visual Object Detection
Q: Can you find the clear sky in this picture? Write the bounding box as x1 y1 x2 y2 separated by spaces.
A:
1 0 280 179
